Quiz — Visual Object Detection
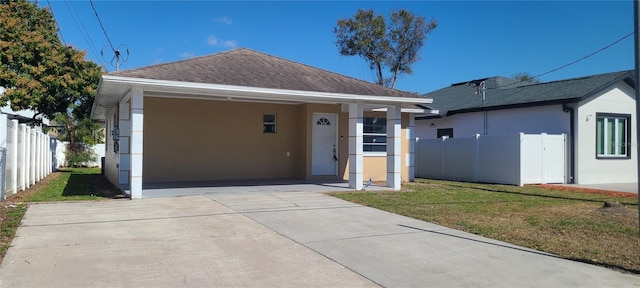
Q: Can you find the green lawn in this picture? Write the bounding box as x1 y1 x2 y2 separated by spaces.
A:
330 179 640 273
25 168 120 202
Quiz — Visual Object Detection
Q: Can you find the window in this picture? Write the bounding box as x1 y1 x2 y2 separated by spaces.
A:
364 117 386 153
596 113 630 159
263 114 276 133
437 128 453 138
316 117 331 125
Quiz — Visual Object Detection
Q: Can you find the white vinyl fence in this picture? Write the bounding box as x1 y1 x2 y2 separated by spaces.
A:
416 133 566 186
0 114 66 200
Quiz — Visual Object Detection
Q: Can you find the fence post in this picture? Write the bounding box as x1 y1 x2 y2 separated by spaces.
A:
10 120 18 195
441 136 446 179
19 124 26 191
25 126 30 188
30 128 35 185
474 134 481 182
541 133 547 184
518 133 524 186
0 114 7 200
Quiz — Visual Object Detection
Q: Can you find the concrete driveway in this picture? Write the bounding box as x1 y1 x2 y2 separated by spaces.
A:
1 191 639 287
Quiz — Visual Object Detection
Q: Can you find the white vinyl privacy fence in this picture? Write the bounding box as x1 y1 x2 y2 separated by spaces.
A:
416 133 566 186
0 114 66 200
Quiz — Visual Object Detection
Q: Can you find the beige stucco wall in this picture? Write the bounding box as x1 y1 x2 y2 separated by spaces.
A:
143 97 300 183
102 97 414 185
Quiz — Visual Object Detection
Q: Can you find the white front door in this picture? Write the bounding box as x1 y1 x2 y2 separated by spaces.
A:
312 113 338 176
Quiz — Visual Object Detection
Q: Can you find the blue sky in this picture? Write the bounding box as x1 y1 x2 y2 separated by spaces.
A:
42 1 634 93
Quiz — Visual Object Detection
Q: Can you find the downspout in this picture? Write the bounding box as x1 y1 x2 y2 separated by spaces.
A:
563 103 575 183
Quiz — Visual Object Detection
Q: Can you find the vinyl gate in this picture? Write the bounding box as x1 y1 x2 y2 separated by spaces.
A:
416 133 566 186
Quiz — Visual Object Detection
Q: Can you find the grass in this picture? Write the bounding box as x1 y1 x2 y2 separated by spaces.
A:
25 168 121 202
330 179 640 273
0 204 26 260
0 168 121 264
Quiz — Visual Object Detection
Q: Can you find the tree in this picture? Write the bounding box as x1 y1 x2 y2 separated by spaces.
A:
512 72 541 84
54 113 104 167
0 0 102 124
334 9 437 88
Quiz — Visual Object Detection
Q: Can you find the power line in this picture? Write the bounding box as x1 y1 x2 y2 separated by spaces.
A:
494 32 634 89
88 0 115 52
62 0 102 64
45 0 66 46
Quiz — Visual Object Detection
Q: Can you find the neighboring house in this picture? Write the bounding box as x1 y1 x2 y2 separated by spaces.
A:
416 70 636 185
90 48 435 198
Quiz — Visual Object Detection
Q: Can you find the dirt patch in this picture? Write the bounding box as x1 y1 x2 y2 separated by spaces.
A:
3 172 63 204
595 201 636 216
538 184 637 198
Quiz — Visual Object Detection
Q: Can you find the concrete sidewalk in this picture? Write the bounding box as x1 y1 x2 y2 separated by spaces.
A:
1 192 639 287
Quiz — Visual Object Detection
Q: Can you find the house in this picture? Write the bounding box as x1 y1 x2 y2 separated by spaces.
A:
416 70 636 185
90 48 435 198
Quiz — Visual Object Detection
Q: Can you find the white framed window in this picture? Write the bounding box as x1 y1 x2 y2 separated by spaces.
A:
263 114 276 133
596 113 630 159
364 117 386 155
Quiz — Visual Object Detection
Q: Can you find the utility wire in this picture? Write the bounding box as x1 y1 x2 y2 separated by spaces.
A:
493 32 634 89
45 0 66 46
63 0 102 64
89 0 115 52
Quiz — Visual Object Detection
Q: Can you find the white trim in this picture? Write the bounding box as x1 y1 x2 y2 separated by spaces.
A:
372 107 436 114
364 151 387 157
101 75 434 105
311 113 339 176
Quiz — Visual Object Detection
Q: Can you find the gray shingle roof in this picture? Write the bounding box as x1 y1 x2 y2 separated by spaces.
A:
421 70 635 117
109 48 420 99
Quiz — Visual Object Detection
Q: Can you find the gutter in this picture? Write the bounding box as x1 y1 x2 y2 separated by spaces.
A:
563 103 576 184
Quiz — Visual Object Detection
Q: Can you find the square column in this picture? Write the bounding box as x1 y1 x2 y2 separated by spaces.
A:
118 100 131 190
408 115 416 182
348 103 364 190
129 87 144 199
386 104 401 190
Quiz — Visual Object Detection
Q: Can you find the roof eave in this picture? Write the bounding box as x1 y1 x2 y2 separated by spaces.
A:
578 71 635 102
91 75 433 120
444 98 581 116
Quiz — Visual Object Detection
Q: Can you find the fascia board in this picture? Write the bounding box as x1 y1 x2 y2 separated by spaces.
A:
101 75 434 105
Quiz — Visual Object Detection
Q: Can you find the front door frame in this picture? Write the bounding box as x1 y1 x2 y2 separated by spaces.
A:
311 113 339 176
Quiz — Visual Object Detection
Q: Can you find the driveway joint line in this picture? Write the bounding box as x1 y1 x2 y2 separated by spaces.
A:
21 212 239 227
235 205 365 214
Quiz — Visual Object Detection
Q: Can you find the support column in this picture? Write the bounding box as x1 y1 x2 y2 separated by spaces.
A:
119 100 131 192
348 103 364 190
129 87 144 199
407 114 416 182
387 104 401 190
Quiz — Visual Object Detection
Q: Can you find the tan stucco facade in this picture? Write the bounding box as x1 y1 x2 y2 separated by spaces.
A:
134 97 412 184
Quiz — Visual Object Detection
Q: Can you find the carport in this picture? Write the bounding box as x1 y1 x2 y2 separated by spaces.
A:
91 49 435 198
